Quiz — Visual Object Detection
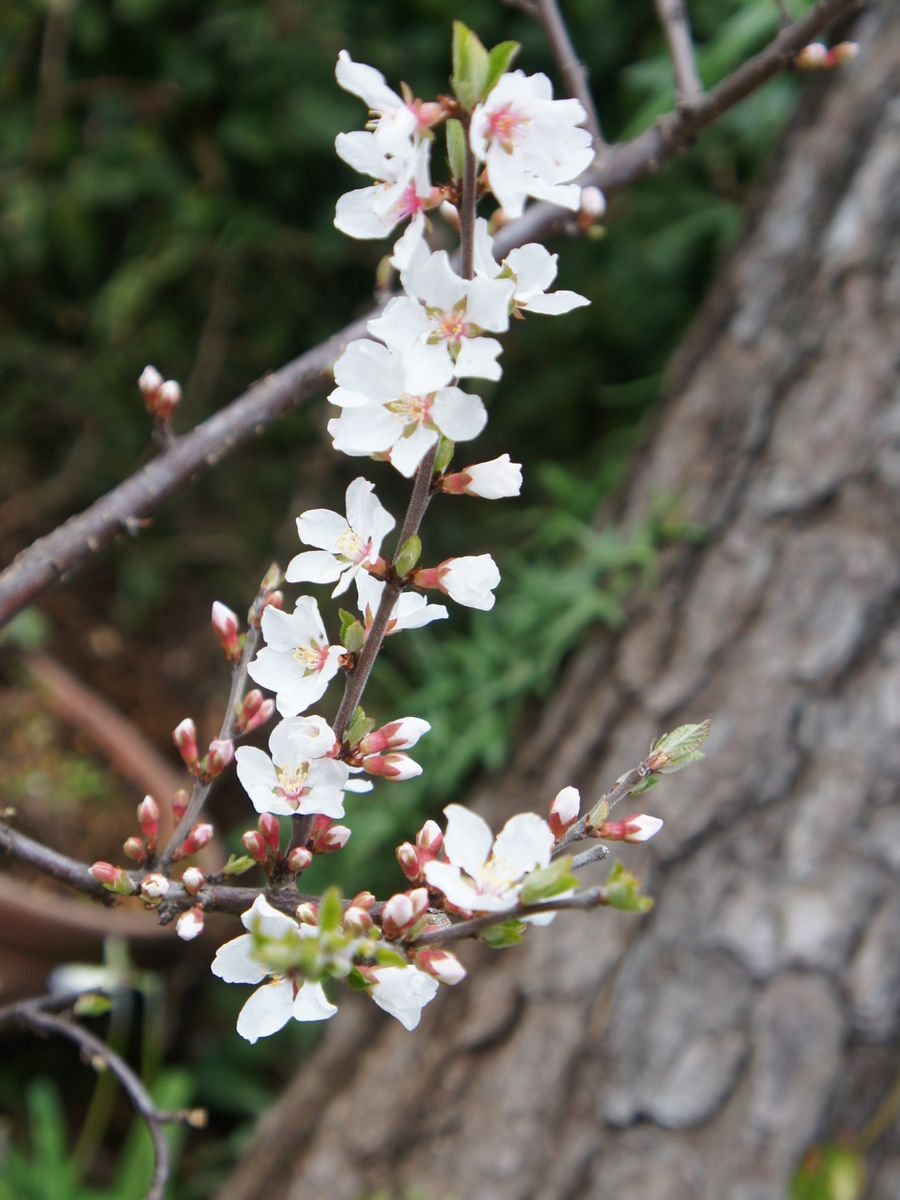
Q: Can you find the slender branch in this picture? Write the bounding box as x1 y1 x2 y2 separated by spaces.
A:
411 887 609 948
655 0 703 103
0 992 191 1200
570 842 610 871
532 0 605 148
552 764 647 855
0 0 858 631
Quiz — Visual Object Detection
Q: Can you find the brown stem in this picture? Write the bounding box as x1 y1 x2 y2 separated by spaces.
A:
655 0 703 103
0 0 856 631
411 887 609 948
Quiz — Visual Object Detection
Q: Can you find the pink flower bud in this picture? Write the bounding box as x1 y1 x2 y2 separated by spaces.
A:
286 845 313 874
831 41 860 64
351 891 376 912
442 455 522 500
206 738 234 778
242 697 275 734
138 365 163 402
359 717 430 756
176 906 205 941
262 590 284 613
382 892 414 938
122 836 147 864
413 100 444 131
172 789 189 821
152 379 181 421
241 830 269 864
173 718 198 768
182 822 214 856
141 872 170 900
311 819 351 854
295 901 318 924
258 812 281 853
89 862 137 895
579 185 606 220
796 41 829 69
414 947 467 985
549 785 581 838
363 752 422 781
211 601 241 663
599 814 664 843
343 904 374 934
416 820 443 854
396 842 421 881
137 795 160 845
181 866 205 895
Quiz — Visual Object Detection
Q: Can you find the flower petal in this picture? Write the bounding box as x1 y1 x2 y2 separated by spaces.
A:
442 804 493 874
236 978 295 1043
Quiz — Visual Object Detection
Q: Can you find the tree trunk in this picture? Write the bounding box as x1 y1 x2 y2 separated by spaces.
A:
220 8 900 1198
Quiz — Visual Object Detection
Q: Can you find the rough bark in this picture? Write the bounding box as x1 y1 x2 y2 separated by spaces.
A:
219 8 900 1198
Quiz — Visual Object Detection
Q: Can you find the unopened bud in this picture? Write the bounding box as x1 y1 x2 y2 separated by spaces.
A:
137 795 160 845
351 891 376 912
382 892 414 938
141 872 170 900
173 718 198 768
241 830 269 864
416 820 443 854
138 365 163 403
176 906 205 941
211 601 241 663
414 947 467 985
580 186 606 220
258 812 281 853
414 100 444 131
831 41 859 64
181 866 205 895
359 718 430 757
206 738 234 778
549 785 581 838
241 697 275 734
311 819 351 854
295 901 318 924
172 788 189 821
343 904 374 934
363 752 422 781
185 1108 208 1129
122 836 147 863
89 862 137 895
599 814 664 843
396 842 421 881
286 845 313 874
155 379 181 420
263 590 284 613
181 822 214 856
796 42 829 69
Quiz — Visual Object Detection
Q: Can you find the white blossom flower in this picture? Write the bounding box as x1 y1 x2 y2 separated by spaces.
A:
248 598 344 717
286 477 395 597
356 571 448 635
367 245 514 392
469 72 594 218
368 964 439 1031
415 554 500 611
334 138 432 269
444 453 523 499
424 804 555 915
472 219 589 316
211 896 337 1043
235 716 350 818
336 51 441 156
328 339 486 477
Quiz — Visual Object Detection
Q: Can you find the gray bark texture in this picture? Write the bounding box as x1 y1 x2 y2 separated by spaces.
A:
219 8 900 1199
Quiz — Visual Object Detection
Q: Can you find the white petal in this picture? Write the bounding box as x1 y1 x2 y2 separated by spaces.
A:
211 934 269 985
335 130 390 179
505 243 558 299
369 966 439 1031
410 249 466 311
389 423 437 478
402 342 454 394
390 211 426 271
423 862 513 913
240 894 298 938
270 715 336 763
285 550 343 585
335 187 398 239
335 51 401 113
522 289 590 315
453 338 503 383
334 339 405 404
431 388 487 442
367 296 428 351
345 476 394 546
493 812 554 875
236 979 295 1043
329 407 402 458
465 276 513 333
296 508 348 552
389 593 449 631
235 747 293 816
443 804 493 874
472 217 500 278
292 980 338 1022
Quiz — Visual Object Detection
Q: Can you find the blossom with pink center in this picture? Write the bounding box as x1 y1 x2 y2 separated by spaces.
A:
367 244 514 393
235 716 350 819
286 477 395 598
248 597 345 717
335 52 443 154
424 804 555 916
355 571 447 636
327 339 486 477
472 219 590 316
470 72 594 218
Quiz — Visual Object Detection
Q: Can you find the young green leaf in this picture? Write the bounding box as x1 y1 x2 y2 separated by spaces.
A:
446 121 467 183
647 719 711 773
484 40 521 97
479 919 526 948
317 886 343 933
394 534 423 578
604 862 654 914
520 856 578 905
451 21 490 111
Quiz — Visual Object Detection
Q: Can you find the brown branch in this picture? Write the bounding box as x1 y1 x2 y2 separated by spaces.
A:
655 0 703 103
0 991 191 1200
0 0 857 631
411 886 609 948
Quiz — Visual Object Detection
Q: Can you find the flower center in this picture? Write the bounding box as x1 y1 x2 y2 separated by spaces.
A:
431 308 471 345
486 104 526 150
388 393 433 430
292 642 328 674
335 528 370 564
395 183 424 220
275 763 310 804
472 855 519 897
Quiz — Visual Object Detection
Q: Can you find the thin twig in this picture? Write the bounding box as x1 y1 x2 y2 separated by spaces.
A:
655 0 703 103
570 842 610 871
552 764 647 855
0 992 187 1200
411 887 609 948
0 0 857 634
532 0 605 147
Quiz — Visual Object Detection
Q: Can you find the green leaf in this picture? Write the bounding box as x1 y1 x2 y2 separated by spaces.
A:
478 919 526 948
222 853 256 877
451 21 490 111
625 775 659 799
394 534 422 578
318 886 343 934
434 435 456 475
345 967 370 992
346 709 376 747
520 856 578 905
605 862 654 914
338 608 365 655
374 946 408 968
648 719 711 773
73 992 113 1018
445 121 466 183
484 40 520 97
791 1144 865 1200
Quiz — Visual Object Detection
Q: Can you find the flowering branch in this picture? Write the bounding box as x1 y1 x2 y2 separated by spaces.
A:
411 886 609 948
655 0 703 103
0 991 201 1200
0 0 857 631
